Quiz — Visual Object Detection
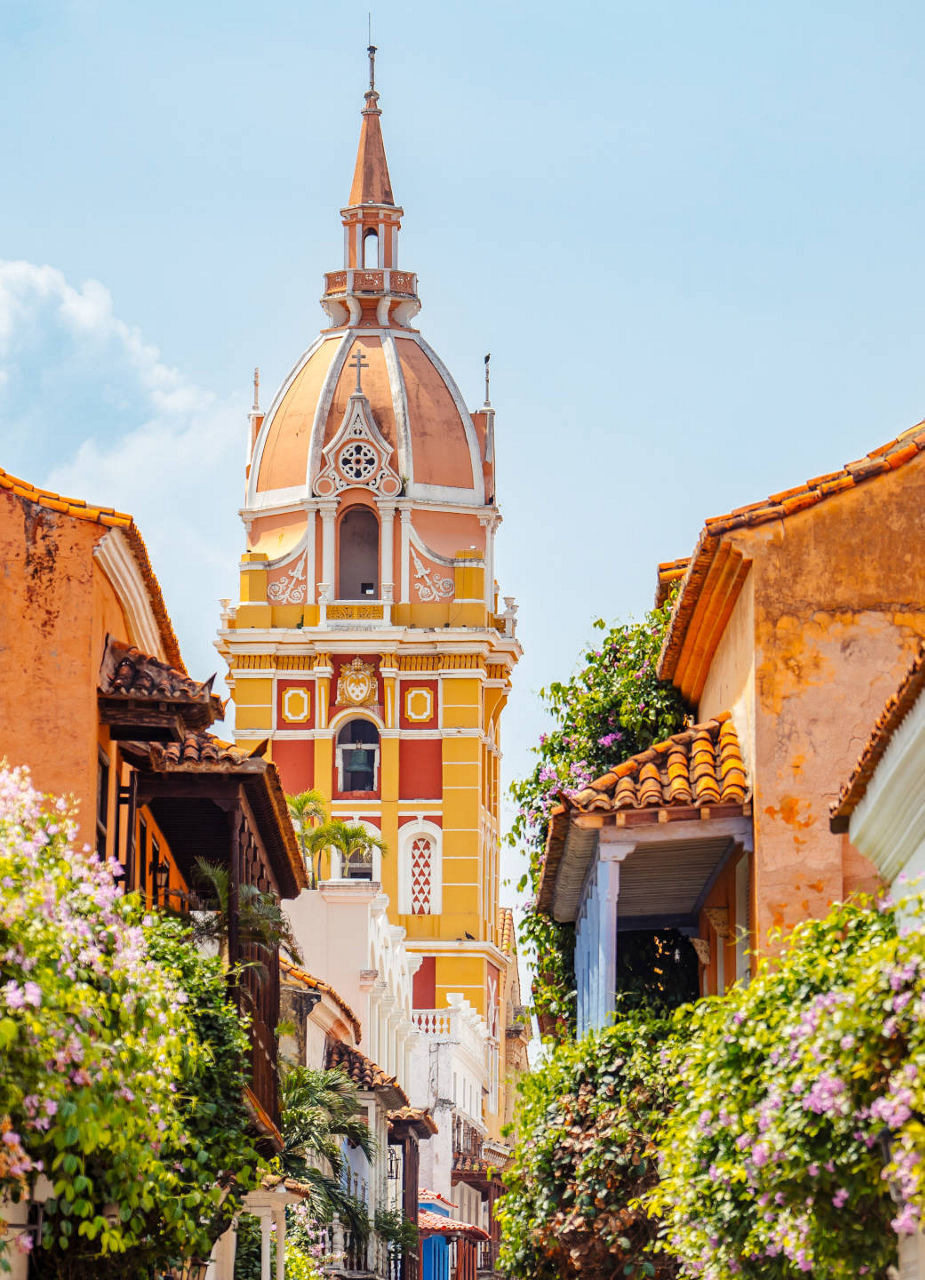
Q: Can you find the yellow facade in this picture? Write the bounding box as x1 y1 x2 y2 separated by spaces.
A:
220 55 525 1148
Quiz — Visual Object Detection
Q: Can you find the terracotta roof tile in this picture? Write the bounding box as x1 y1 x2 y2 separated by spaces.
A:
536 715 751 915
0 465 184 672
147 733 306 895
655 557 692 609
498 906 515 956
418 1210 488 1241
326 1039 409 1106
569 713 749 814
419 1188 455 1208
280 958 362 1042
659 423 925 684
830 641 925 830
388 1106 438 1137
99 637 222 729
151 731 246 767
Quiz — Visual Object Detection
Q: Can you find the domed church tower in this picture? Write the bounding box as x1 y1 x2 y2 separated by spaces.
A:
219 49 522 1160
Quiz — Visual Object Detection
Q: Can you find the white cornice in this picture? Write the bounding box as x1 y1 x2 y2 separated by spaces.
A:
93 529 167 662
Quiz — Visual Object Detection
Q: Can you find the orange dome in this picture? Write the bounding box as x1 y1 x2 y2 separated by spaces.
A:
250 329 484 504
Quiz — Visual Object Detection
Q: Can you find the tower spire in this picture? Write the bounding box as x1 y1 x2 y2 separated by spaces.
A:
348 43 394 206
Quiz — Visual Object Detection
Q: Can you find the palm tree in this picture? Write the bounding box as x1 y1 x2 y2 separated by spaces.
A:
190 858 304 971
302 821 387 884
278 1065 376 1235
287 789 328 888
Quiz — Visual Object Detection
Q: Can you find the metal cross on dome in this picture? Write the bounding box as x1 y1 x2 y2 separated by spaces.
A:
350 349 369 395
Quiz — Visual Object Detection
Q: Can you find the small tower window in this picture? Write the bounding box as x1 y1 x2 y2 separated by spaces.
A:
338 506 379 599
336 719 380 793
363 228 379 268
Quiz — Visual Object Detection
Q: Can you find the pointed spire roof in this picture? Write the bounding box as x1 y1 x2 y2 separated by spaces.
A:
348 45 395 206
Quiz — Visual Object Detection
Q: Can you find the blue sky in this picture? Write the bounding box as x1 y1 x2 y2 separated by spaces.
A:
2 0 925 900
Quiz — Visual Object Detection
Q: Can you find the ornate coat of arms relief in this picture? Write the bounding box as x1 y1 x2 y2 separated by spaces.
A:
336 657 377 706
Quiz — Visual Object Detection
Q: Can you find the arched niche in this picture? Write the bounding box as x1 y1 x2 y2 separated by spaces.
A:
338 506 379 600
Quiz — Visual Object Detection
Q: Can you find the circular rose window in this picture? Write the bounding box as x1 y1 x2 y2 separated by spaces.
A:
339 443 378 482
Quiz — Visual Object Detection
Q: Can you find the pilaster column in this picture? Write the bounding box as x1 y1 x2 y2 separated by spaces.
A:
274 1209 286 1279
259 1211 272 1280
399 506 412 603
319 501 338 598
379 502 395 600
593 836 635 1031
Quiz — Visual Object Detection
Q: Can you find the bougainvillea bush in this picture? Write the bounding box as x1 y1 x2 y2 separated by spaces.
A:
510 604 687 1034
650 895 925 1279
497 1011 684 1280
0 764 259 1279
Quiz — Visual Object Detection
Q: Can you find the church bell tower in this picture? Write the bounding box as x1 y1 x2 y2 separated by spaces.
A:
218 49 520 1141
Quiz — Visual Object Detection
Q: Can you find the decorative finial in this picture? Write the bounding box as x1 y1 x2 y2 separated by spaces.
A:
252 366 260 413
484 353 491 407
367 40 376 94
350 348 369 395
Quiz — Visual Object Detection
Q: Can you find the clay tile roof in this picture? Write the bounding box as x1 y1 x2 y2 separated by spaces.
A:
655 557 691 608
326 1039 409 1107
569 713 749 814
418 1210 489 1242
0 465 184 672
280 958 362 1042
498 907 515 956
830 641 925 831
151 731 247 767
147 733 306 895
419 1188 454 1208
388 1106 438 1137
99 636 222 728
659 422 925 683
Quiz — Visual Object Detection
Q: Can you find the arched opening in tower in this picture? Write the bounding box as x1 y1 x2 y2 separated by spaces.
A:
362 228 379 269
335 719 380 797
338 506 379 599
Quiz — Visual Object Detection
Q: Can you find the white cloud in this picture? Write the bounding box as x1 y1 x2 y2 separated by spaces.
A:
0 259 246 692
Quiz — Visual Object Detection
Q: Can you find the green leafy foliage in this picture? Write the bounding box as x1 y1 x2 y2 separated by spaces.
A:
501 891 925 1278
0 765 260 1279
650 894 925 1279
497 1011 684 1280
509 603 688 1033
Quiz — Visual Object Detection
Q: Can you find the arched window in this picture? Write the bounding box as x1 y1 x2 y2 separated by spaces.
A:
398 822 442 915
338 507 379 600
336 719 380 793
363 228 379 268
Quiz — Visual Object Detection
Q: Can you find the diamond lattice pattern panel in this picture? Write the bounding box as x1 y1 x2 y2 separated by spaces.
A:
411 837 433 914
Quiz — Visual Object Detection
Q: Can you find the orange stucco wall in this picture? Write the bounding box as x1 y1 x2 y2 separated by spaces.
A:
0 491 129 844
697 456 925 950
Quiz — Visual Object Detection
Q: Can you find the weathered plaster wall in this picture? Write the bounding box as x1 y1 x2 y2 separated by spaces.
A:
699 570 756 775
741 456 925 947
0 493 127 844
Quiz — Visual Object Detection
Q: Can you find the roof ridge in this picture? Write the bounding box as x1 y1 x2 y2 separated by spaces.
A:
0 465 133 527
658 422 925 685
564 711 745 816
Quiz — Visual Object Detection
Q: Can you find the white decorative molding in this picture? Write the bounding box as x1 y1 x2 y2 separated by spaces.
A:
93 529 166 661
266 552 307 604
314 392 402 499
410 546 454 602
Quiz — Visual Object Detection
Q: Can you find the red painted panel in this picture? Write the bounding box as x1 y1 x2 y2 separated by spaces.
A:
399 679 438 729
271 739 314 795
413 955 436 1009
399 738 442 800
276 678 314 728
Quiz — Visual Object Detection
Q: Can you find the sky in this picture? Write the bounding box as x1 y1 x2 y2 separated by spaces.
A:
1 0 925 906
